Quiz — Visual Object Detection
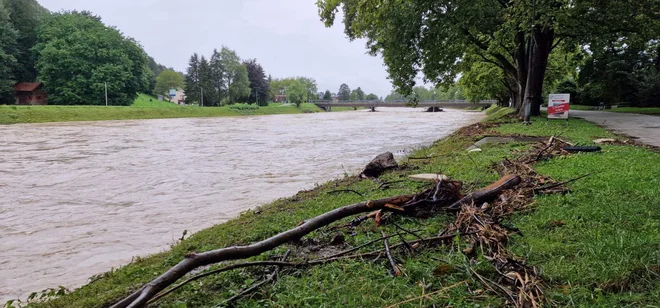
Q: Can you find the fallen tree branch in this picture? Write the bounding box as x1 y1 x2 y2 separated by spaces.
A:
112 194 415 308
148 232 468 305
533 173 592 193
447 175 522 211
221 250 291 306
382 231 401 277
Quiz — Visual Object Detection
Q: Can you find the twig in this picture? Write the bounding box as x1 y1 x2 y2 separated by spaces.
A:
391 221 424 241
381 231 401 277
326 189 364 197
378 180 407 190
384 281 466 308
221 251 291 306
533 173 592 193
534 136 556 161
317 231 419 261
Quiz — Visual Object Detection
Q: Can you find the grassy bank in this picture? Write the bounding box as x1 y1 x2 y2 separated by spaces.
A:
571 104 660 115
0 95 325 125
21 107 659 308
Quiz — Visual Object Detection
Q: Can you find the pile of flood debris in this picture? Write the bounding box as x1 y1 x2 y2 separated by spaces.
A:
112 135 586 308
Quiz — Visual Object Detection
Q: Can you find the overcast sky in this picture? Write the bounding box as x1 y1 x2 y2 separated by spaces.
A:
38 0 394 97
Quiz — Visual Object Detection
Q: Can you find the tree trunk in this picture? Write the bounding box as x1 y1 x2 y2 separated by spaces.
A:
514 32 528 115
521 29 555 120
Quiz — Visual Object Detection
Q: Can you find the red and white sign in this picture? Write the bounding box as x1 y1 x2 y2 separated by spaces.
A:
548 94 570 119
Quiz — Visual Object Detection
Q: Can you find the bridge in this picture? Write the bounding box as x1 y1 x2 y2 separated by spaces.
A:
311 100 495 112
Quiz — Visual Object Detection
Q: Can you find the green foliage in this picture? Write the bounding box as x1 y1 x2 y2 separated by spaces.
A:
184 53 200 105
154 70 184 98
578 40 660 107
243 59 269 105
229 64 250 104
286 80 307 107
322 90 332 100
337 83 350 101
365 93 378 100
34 11 149 106
0 2 18 104
229 103 259 111
2 0 49 82
269 77 317 102
350 86 364 100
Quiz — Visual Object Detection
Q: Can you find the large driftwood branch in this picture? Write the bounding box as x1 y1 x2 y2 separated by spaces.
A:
112 194 415 308
447 175 522 210
114 175 519 308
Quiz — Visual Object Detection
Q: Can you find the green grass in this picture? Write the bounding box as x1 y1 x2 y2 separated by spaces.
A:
0 97 324 125
570 104 596 111
21 109 659 308
571 104 660 115
609 107 660 115
131 94 181 108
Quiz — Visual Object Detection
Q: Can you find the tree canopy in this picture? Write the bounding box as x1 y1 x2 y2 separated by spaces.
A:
34 11 149 105
318 0 660 117
0 2 18 104
244 58 269 105
337 83 350 101
154 70 184 100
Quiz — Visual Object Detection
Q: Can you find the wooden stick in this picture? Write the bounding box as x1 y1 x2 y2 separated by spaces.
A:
382 231 401 277
384 281 466 308
221 250 291 306
533 173 592 193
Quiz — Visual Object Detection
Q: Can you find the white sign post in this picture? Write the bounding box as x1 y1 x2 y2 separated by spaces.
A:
548 93 570 125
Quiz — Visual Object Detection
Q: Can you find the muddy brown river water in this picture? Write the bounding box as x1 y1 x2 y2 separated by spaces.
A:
0 108 483 301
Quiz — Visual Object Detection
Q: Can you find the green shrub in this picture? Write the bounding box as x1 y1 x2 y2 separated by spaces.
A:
229 103 259 111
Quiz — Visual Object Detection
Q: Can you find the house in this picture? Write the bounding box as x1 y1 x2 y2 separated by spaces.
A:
14 82 48 105
274 94 287 103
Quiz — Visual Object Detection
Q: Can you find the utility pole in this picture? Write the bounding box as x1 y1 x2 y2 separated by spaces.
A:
105 82 108 106
200 87 204 107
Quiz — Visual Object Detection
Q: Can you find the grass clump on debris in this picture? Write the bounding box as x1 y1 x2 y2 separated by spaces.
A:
22 105 659 308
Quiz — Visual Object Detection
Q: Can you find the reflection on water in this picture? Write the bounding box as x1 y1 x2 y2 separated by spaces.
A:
0 108 482 301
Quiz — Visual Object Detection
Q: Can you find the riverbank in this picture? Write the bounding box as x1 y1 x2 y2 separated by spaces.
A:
24 107 659 307
0 100 325 125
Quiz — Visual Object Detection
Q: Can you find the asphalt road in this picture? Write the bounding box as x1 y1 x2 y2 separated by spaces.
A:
570 110 660 147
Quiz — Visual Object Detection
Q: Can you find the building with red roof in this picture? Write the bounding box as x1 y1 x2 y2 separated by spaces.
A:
14 82 48 105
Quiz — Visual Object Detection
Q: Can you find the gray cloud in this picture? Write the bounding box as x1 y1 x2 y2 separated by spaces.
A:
38 0 393 97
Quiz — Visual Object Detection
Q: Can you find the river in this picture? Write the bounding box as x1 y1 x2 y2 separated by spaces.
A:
0 108 482 301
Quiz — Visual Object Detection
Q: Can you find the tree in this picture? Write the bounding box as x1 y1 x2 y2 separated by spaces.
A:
0 2 18 104
287 80 307 107
318 0 660 119
154 70 184 101
244 58 269 105
2 0 49 82
198 56 214 106
229 64 250 103
351 87 365 100
323 90 332 100
365 93 378 101
219 46 243 104
207 49 224 106
184 53 200 105
337 83 350 101
34 11 149 105
298 77 318 99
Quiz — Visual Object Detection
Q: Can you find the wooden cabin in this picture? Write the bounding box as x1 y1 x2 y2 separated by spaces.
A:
14 82 48 105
